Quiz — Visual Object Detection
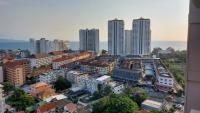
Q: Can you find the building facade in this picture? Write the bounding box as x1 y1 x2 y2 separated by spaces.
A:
79 29 99 53
0 66 3 83
52 52 92 69
108 19 124 56
66 70 88 87
29 38 37 54
125 30 133 55
29 38 69 54
39 69 65 84
132 18 151 56
5 60 31 86
0 84 5 113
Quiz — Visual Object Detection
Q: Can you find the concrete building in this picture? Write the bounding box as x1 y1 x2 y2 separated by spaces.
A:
155 62 174 92
108 81 124 94
86 75 111 94
125 30 132 55
39 38 48 54
29 38 37 54
132 18 151 56
5 60 30 86
0 66 3 83
185 0 200 112
29 38 69 54
66 70 88 87
39 69 65 84
0 84 5 113
52 52 92 69
79 29 99 53
141 99 162 111
108 19 124 56
112 59 143 83
79 59 115 75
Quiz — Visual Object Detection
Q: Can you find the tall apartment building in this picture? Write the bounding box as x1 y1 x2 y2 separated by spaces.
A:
108 19 124 56
5 60 30 86
40 38 48 54
132 18 151 56
29 38 37 54
79 29 99 53
125 30 132 55
29 38 69 54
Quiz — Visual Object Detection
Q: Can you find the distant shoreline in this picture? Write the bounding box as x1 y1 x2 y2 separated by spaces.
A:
0 41 187 51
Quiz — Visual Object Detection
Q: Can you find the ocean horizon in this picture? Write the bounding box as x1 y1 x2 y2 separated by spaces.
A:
0 41 187 51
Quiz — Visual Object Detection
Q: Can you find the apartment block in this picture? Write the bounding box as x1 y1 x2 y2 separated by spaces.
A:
5 60 31 86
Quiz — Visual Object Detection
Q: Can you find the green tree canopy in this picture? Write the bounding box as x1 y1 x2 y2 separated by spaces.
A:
92 94 139 113
54 76 71 92
3 82 15 94
123 87 148 106
6 88 36 111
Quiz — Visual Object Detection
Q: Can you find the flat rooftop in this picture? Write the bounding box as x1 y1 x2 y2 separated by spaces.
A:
142 99 162 110
96 75 111 82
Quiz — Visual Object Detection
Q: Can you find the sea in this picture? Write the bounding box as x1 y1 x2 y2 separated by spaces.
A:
0 41 187 51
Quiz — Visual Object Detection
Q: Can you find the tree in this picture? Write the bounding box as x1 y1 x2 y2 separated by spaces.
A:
101 49 108 55
54 76 71 92
92 94 139 113
6 88 36 111
123 87 148 106
152 47 162 56
3 82 15 94
92 84 112 100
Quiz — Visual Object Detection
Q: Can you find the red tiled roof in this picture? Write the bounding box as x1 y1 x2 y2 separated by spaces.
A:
37 102 57 112
16 111 25 113
5 59 29 68
66 103 77 113
50 51 64 55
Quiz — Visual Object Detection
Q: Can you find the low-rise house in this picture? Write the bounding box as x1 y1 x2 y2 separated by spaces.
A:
29 82 56 100
37 99 77 113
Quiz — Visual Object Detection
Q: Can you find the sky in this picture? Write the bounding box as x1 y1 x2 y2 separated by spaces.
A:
0 0 189 41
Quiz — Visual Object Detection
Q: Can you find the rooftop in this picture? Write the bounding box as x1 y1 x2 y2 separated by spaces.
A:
44 94 67 102
96 75 111 82
142 99 162 110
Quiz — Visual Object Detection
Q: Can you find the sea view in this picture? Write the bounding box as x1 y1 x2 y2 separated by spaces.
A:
0 41 187 51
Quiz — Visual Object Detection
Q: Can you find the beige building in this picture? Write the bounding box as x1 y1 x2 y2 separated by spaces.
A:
5 60 30 86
